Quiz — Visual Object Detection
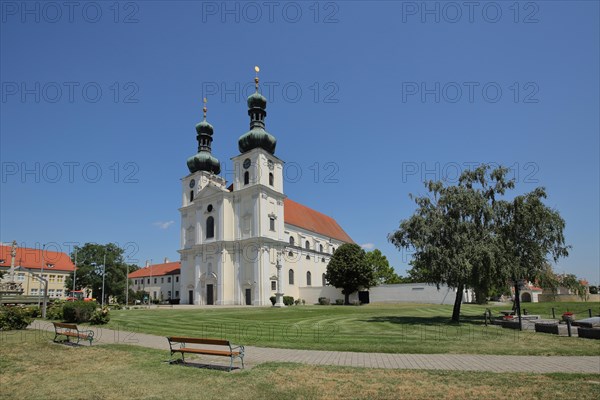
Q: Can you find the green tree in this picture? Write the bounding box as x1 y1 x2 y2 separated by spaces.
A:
325 243 374 305
65 243 138 304
495 187 570 307
365 249 402 284
389 166 512 322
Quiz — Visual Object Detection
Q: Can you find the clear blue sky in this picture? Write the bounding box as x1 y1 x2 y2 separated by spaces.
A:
1 1 598 285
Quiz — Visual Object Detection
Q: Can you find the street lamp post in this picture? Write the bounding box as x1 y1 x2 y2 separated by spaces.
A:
125 263 129 307
72 248 77 295
38 244 46 307
101 252 106 307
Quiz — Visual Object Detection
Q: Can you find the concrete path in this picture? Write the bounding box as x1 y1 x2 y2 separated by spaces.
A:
27 321 600 374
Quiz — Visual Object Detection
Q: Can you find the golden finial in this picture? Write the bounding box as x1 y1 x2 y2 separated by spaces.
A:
254 65 260 90
203 97 207 119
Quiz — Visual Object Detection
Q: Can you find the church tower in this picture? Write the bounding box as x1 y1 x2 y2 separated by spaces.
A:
179 99 229 305
231 66 287 305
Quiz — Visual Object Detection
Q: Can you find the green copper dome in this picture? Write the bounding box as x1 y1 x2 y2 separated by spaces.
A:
187 101 220 175
187 152 221 175
238 87 277 155
247 92 267 109
238 127 276 154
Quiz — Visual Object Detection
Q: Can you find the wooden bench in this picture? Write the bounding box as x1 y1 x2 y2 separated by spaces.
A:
167 337 244 371
52 322 94 345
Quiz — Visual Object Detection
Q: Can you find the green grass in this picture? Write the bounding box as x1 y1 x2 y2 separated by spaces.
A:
102 303 600 355
1 330 598 400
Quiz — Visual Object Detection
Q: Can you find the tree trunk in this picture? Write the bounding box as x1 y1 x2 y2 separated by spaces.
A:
344 292 350 305
451 284 464 322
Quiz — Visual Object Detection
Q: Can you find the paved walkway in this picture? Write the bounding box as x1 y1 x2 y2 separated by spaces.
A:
28 321 600 374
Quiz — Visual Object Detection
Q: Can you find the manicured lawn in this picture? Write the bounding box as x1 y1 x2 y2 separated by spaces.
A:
1 330 598 400
103 303 600 355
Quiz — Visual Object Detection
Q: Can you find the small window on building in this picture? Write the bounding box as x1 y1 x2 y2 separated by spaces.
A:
306 255 310 260
175 291 179 297
289 269 295 285
134 279 137 285
307 271 312 286
190 190 194 202
289 236 295 246
244 171 250 185
161 277 164 283
270 217 275 231
31 288 38 295
322 273 327 286
153 291 157 299
322 257 326 263
269 172 274 186
17 273 25 281
154 278 157 284
332 247 335 254
176 276 179 283
56 289 63 297
168 277 171 283
206 216 215 238
288 251 294 257
271 281 276 291
168 291 172 298
305 241 310 249
319 244 323 252
147 278 150 284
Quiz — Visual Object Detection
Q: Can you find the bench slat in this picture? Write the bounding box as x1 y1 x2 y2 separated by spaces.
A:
168 337 230 346
174 348 240 357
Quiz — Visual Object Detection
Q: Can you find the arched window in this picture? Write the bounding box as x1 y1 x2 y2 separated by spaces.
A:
288 269 294 285
190 190 194 202
319 244 323 252
289 236 295 246
306 271 312 286
269 173 274 186
305 240 310 250
322 273 327 286
206 216 215 239
332 247 335 254
244 171 249 185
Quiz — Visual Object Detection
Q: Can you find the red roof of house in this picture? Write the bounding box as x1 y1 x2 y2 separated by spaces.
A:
0 244 75 272
283 198 353 243
128 261 181 278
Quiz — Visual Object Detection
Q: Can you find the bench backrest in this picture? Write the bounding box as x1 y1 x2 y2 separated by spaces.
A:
168 336 230 346
53 322 78 330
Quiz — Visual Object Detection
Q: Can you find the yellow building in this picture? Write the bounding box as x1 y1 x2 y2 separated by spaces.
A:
0 243 75 299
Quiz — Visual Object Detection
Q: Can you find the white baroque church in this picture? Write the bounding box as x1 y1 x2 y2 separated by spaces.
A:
179 72 353 305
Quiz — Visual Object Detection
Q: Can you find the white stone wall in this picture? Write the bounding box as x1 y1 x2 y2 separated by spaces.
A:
298 283 470 305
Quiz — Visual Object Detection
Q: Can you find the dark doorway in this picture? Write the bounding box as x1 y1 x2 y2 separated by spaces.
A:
206 284 214 305
358 291 370 304
245 289 252 305
521 292 532 303
188 290 194 305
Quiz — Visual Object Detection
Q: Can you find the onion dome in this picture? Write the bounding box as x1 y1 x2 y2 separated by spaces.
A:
187 98 221 175
238 66 277 155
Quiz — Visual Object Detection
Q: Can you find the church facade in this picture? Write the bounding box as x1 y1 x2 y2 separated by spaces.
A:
178 73 352 306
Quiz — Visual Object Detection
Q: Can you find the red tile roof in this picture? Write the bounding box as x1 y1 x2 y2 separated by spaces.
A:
284 198 353 243
128 261 181 278
0 244 75 272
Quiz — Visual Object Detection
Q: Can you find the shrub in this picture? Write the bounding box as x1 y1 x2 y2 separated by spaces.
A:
335 299 344 305
283 296 294 306
90 307 110 325
63 301 97 323
269 296 276 306
24 306 41 318
318 297 330 305
109 304 122 311
0 306 33 330
46 300 64 320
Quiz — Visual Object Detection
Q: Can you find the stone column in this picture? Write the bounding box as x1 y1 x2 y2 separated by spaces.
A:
274 251 285 307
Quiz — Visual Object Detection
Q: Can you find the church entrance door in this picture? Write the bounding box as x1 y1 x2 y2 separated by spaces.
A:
188 290 193 305
206 284 214 305
245 289 252 305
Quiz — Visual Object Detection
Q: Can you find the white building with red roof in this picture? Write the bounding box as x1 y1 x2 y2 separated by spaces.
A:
178 75 353 306
128 259 181 302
